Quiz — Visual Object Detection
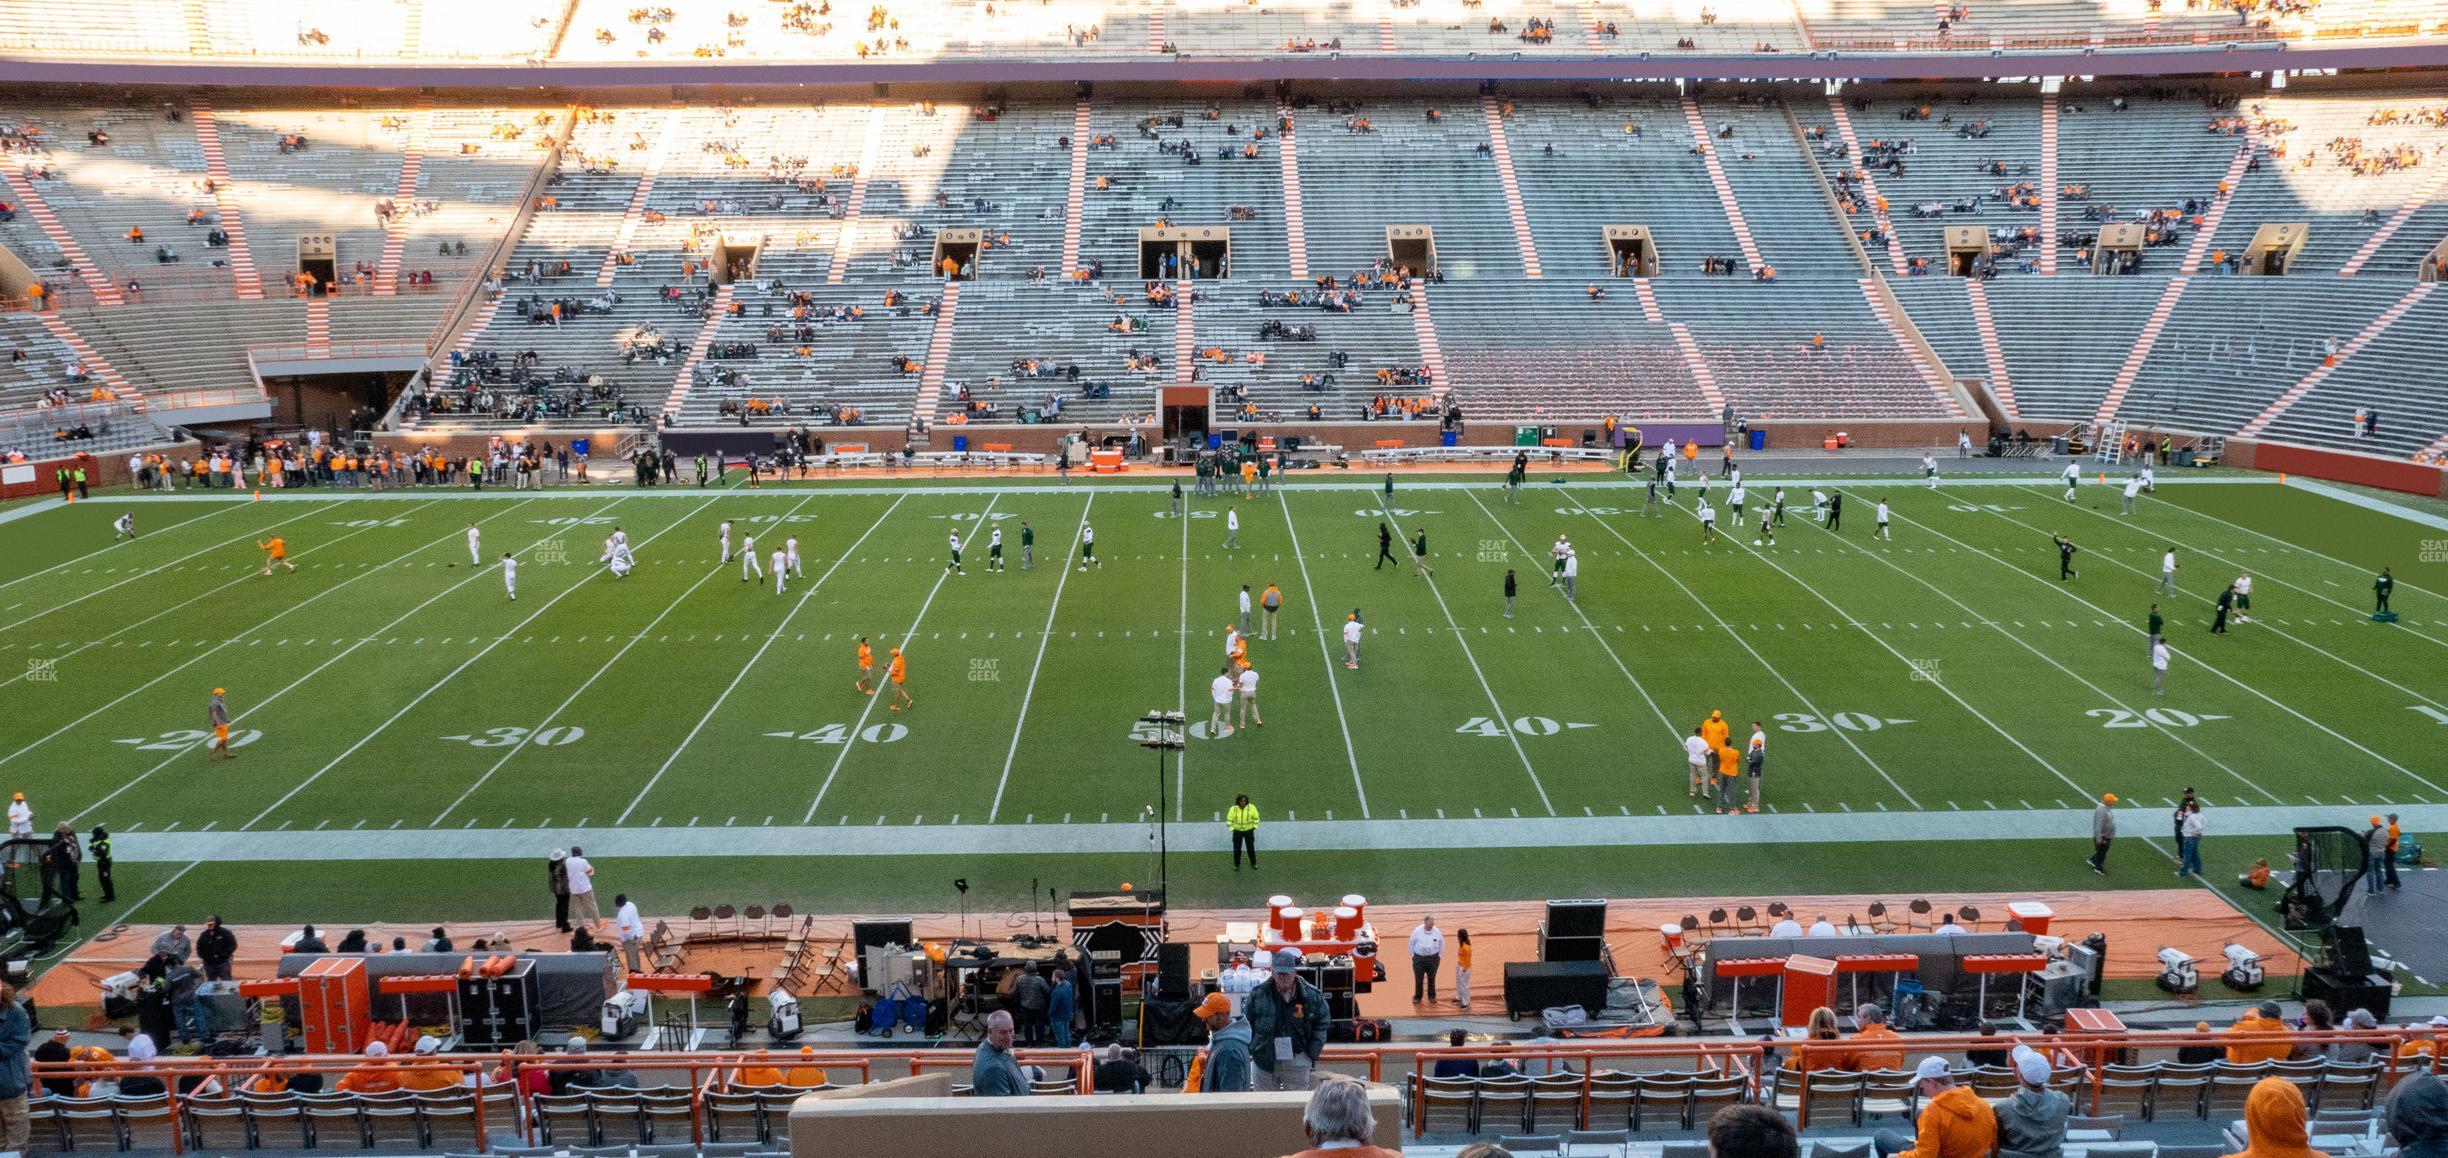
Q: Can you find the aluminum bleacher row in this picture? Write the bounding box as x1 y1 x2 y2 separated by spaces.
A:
1 0 2440 63
5 80 2448 463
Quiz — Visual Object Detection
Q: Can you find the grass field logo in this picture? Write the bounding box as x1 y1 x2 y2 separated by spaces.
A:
969 658 1000 682
1909 657 1941 684
1477 538 1508 562
24 658 55 683
534 537 567 565
2423 538 2447 563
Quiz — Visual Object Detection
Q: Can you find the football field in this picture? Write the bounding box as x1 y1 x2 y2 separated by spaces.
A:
4 469 2446 917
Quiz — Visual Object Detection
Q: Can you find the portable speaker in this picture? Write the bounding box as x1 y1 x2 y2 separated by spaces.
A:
1156 943 1192 1001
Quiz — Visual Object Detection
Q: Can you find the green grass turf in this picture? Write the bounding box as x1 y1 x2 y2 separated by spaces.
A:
5 473 2444 926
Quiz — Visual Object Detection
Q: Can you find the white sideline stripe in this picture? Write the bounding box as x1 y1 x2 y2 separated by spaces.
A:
439 491 826 826
1464 490 1680 744
613 494 907 825
1538 490 1918 809
987 493 1094 823
65 498 566 824
1903 502 2448 799
801 494 1003 822
240 495 721 829
0 499 413 692
1278 489 1369 819
1368 498 1556 815
0 501 246 590
0 498 345 637
1174 482 1190 822
1664 498 2099 804
1782 499 2284 807
103 802 2448 861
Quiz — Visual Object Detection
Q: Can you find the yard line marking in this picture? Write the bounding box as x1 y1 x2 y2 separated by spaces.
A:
240 496 716 829
1801 501 2284 805
2153 483 2446 606
1277 490 1368 817
1545 492 1916 808
0 502 252 596
112 860 202 923
1469 492 1679 745
22 499 522 782
0 500 412 689
2016 485 2448 667
1175 474 1191 822
438 491 827 826
1370 498 1554 815
0 500 354 635
803 495 1002 822
1669 500 2100 804
1905 503 2447 798
616 495 908 825
987 494 1095 822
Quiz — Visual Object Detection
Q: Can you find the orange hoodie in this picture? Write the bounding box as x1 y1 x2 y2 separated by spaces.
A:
1896 1084 1998 1158
2225 1013 2293 1064
2220 1077 2322 1158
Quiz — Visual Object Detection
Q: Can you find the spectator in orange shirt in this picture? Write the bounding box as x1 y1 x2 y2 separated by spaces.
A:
2227 1002 2294 1065
335 1043 400 1094
1848 1004 1907 1071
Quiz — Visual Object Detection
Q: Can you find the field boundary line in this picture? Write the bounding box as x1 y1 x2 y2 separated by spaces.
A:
0 498 354 637
1759 496 2285 806
987 493 1095 823
0 500 248 591
1535 490 1917 809
440 491 828 826
1278 490 1369 818
1174 483 1189 822
1371 499 1556 815
801 494 1003 822
239 495 716 829
1655 496 2100 804
1895 503 2448 798
614 495 908 824
0 499 418 693
38 498 544 801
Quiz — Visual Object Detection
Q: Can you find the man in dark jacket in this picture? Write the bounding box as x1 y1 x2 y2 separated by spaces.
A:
2389 1072 2448 1158
548 850 572 932
196 917 237 981
1244 956 1329 1093
0 982 28 1153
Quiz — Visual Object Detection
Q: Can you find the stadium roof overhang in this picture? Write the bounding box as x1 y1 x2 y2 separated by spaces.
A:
2 41 2446 89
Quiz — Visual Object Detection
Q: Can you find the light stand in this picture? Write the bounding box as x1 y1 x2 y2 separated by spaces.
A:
953 878 970 942
1137 709 1186 905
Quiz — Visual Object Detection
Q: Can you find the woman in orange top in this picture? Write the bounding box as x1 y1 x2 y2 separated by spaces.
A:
1454 930 1474 1012
1799 1007 1845 1071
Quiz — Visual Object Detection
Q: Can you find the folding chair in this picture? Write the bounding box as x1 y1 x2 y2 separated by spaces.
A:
1564 1128 1632 1157
1499 1135 1564 1155
1416 1075 1478 1134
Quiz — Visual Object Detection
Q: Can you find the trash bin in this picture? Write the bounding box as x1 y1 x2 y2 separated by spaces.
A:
1205 433 1223 451
1748 429 1766 451
952 435 968 453
1441 430 1459 448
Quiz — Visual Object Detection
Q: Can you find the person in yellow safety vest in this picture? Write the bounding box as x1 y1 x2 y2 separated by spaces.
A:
1227 794 1260 872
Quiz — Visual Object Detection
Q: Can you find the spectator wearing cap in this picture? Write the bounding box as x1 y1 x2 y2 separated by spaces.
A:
1996 1046 2070 1158
398 1037 461 1091
2227 1002 2293 1065
2398 1017 2448 1062
1246 952 1329 1093
2331 1009 2385 1064
1197 993 1253 1092
2088 794 2117 874
2386 1071 2448 1158
1875 1058 1997 1158
1282 1076 1400 1158
2224 1076 2322 1158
